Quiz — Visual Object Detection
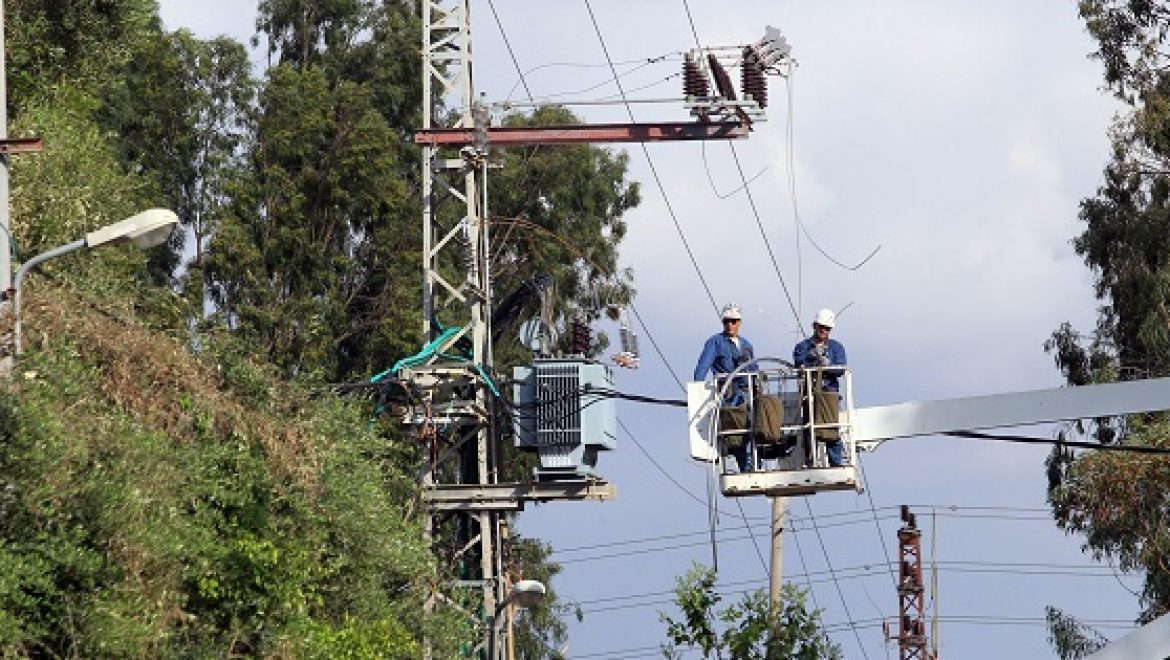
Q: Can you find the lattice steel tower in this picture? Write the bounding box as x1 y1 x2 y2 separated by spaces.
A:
887 505 935 659
416 1 503 655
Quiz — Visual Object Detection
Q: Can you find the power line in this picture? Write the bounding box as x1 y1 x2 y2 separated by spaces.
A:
499 54 680 104
583 0 719 316
859 463 899 592
582 614 1142 660
571 560 1138 616
549 503 1056 555
617 417 717 513
945 429 1170 455
628 303 684 390
486 0 533 102
728 140 801 326
804 498 872 659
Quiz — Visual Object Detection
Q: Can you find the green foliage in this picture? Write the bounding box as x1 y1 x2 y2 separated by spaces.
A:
99 29 257 286
0 304 466 656
509 535 577 660
6 0 160 107
1079 1 1170 103
489 106 641 363
205 60 414 378
205 1 424 381
10 91 155 259
659 564 842 659
1 2 640 656
1042 0 1170 633
1046 606 1109 660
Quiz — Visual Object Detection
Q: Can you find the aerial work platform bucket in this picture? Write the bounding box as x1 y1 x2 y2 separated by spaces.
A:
686 361 861 497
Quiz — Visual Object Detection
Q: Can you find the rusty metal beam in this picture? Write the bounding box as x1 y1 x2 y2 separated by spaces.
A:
415 121 750 147
0 137 43 154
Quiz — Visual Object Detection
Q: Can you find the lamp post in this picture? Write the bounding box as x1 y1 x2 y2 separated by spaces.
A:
487 579 545 660
11 208 178 355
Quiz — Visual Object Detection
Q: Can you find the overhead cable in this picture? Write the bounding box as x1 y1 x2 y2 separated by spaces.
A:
583 0 719 316
945 430 1170 455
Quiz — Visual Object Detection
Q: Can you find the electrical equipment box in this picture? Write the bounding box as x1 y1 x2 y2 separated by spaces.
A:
513 357 617 480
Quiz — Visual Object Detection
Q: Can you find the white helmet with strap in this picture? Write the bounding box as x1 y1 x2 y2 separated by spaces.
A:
813 308 836 328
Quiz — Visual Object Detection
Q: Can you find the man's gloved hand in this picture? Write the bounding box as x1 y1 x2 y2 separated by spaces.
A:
812 343 829 366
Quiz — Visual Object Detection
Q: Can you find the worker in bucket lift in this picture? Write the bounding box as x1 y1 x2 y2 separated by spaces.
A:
694 303 758 472
793 308 848 467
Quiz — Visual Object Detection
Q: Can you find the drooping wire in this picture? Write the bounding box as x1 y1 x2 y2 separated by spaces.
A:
701 141 769 199
729 142 801 326
516 57 681 107
500 55 679 105
618 418 744 520
783 73 883 273
586 0 763 582
594 72 682 102
583 0 719 317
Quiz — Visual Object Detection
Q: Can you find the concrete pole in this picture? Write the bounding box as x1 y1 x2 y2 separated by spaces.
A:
0 0 12 379
769 496 788 614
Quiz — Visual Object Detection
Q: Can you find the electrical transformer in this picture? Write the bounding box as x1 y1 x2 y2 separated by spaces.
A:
513 357 617 480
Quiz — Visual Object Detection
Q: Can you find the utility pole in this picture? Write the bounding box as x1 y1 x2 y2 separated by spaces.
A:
769 496 787 614
930 509 940 659
0 2 43 379
884 505 935 660
0 0 11 297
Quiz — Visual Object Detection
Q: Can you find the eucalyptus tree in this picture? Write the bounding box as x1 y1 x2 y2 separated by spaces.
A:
1045 0 1170 630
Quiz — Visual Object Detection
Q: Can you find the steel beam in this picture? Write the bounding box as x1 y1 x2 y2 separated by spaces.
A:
0 137 42 154
415 121 750 147
423 480 617 511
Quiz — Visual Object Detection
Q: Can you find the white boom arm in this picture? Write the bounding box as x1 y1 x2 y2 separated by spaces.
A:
853 376 1170 448
1084 611 1170 660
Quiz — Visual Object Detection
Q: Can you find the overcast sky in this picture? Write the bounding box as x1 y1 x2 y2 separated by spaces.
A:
158 2 1135 658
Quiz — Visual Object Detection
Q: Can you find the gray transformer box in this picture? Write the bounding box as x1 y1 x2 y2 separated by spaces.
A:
513 357 617 480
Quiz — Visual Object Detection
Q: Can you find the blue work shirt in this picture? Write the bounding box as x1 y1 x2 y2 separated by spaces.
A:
793 337 847 392
694 333 757 405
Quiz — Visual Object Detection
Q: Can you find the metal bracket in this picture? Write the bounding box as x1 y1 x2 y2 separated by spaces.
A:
0 137 43 154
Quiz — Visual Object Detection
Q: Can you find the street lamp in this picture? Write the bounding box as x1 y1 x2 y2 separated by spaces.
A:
488 579 546 660
11 208 178 355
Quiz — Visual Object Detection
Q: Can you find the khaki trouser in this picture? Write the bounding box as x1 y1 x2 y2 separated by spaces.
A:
811 390 840 440
719 405 749 449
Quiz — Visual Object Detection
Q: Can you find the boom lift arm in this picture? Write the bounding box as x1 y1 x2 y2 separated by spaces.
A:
687 366 1170 498
851 376 1170 448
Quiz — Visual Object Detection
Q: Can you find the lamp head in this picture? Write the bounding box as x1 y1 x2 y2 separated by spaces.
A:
86 209 178 249
510 580 546 608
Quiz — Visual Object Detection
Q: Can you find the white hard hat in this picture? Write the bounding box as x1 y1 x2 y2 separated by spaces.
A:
720 303 743 320
813 308 836 328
